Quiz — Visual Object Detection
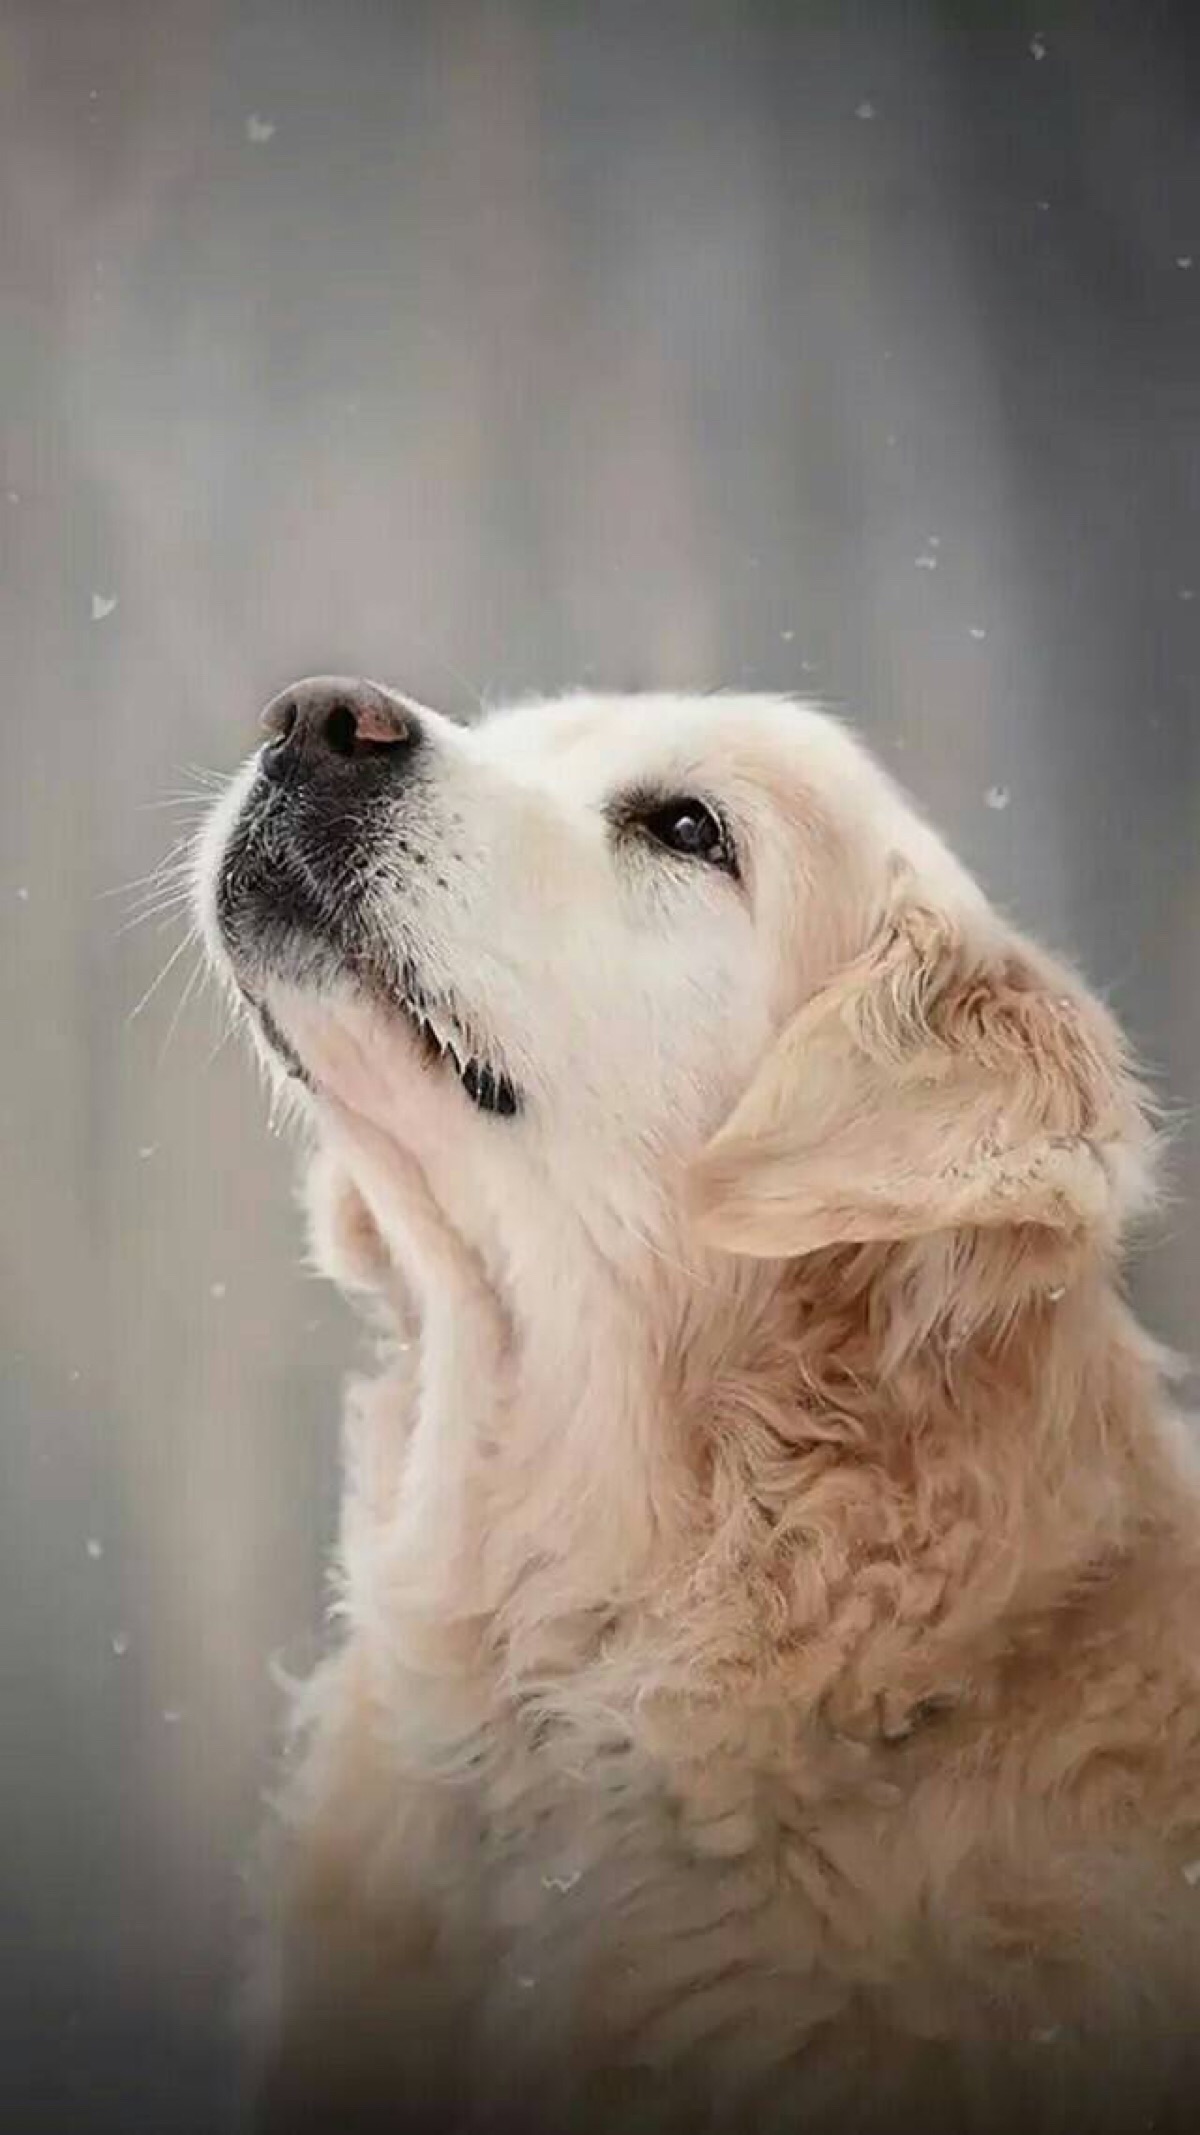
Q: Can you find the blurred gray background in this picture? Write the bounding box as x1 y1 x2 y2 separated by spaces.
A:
1 1 1197 2128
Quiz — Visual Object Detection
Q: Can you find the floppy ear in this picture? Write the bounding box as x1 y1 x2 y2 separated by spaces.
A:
692 900 1153 1262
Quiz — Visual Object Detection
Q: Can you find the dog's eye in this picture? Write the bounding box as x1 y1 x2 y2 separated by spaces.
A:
638 799 735 871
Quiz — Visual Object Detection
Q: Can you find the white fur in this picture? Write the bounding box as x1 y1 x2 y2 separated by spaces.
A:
197 691 1200 2135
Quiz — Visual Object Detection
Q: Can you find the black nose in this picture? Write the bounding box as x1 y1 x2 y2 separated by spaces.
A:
259 676 420 783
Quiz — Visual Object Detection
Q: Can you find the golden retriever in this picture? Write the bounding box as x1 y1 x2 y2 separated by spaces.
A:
196 681 1200 2134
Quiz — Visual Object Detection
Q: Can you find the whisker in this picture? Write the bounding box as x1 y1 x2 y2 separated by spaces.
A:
98 836 198 903
115 860 197 900
133 764 229 829
100 864 195 907
157 946 209 1063
136 793 221 815
204 1017 239 1071
127 928 198 1023
201 970 249 1070
116 893 197 940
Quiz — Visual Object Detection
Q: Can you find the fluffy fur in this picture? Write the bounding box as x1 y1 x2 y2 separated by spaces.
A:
197 690 1200 2134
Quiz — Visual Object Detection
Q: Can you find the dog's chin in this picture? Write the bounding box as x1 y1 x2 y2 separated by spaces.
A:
245 971 520 1145
236 938 521 1121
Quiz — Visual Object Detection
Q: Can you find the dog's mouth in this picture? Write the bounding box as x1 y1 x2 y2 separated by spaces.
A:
217 772 521 1120
392 963 519 1118
251 962 520 1120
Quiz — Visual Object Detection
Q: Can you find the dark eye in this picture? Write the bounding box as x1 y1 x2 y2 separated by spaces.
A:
638 798 735 871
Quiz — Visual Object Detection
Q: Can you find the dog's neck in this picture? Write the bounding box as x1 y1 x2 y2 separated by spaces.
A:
332 1106 760 1603
334 1111 1184 1759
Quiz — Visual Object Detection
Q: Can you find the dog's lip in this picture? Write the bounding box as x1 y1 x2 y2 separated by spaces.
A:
219 777 520 1118
256 1000 312 1086
246 962 520 1120
395 964 520 1118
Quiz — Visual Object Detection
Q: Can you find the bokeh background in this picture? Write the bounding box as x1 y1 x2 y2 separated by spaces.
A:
2 2 1197 2129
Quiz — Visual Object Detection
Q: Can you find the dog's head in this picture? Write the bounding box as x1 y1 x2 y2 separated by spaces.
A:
197 681 1152 1314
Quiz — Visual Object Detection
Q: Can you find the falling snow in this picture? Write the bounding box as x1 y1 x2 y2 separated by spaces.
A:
1030 33 1047 62
16 886 29 902
209 1280 227 1300
246 114 277 143
111 1632 129 1658
1176 257 1193 271
162 1708 184 1726
85 1538 103 1561
968 626 987 640
540 1870 582 1894
1031 2026 1061 2046
138 1144 157 1160
855 101 876 121
6 489 19 503
1182 1859 1200 1886
90 593 118 622
1180 589 1196 602
781 629 796 642
927 535 941 548
985 785 1011 811
1036 200 1051 213
914 553 938 571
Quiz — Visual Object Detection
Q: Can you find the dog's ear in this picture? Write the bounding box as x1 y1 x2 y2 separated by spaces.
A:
692 900 1153 1263
303 1141 393 1297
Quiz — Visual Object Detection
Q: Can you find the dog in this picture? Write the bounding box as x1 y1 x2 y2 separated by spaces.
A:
197 680 1200 2134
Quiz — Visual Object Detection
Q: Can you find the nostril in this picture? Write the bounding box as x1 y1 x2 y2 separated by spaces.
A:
321 702 359 758
261 696 298 746
258 678 418 773
321 697 412 758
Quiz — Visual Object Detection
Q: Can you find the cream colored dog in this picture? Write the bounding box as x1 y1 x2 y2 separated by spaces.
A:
197 682 1200 2134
